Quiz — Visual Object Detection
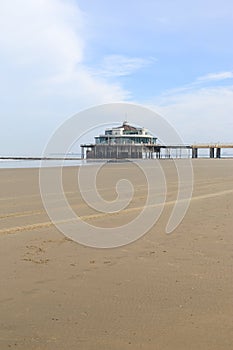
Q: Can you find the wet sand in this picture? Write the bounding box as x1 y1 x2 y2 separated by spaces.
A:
0 159 233 350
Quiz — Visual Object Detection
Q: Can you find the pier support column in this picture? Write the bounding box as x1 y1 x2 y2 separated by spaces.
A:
81 147 84 159
216 148 221 158
192 148 198 158
210 147 215 158
165 148 171 158
129 144 132 158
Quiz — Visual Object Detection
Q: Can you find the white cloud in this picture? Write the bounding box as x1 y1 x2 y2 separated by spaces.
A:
0 0 84 72
42 67 129 102
92 55 155 78
148 85 233 143
154 71 233 100
197 71 233 82
0 0 129 102
0 0 131 154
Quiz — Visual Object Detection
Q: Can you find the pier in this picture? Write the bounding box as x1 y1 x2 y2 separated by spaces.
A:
190 144 233 158
80 122 233 160
81 143 233 159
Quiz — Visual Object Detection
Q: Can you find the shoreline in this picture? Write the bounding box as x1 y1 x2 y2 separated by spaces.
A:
0 156 82 160
0 157 233 170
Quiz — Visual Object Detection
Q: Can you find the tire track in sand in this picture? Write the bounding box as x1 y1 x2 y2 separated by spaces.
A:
0 188 233 236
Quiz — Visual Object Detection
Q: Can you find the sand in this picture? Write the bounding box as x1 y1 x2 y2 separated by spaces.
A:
0 159 233 350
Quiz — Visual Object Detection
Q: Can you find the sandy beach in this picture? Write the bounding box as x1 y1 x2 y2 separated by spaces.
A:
0 159 233 350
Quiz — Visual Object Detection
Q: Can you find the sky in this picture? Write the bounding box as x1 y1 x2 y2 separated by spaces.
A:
1 0 233 155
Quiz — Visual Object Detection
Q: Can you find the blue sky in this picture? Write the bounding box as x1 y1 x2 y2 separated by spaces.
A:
0 0 233 155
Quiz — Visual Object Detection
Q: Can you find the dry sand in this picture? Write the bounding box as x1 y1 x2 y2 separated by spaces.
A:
0 159 233 350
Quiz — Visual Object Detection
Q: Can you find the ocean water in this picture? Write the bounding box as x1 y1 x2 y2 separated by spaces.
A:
1 154 233 169
0 159 97 169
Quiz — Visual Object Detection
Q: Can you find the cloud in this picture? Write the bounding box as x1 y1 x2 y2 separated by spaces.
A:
0 0 84 71
149 85 233 143
197 71 233 82
0 0 131 154
155 70 233 100
42 67 130 102
91 55 155 78
0 0 130 102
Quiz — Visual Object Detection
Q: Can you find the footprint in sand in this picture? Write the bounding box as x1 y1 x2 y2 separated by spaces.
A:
22 244 50 264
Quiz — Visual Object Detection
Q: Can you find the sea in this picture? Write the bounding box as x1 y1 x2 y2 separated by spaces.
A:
0 153 232 169
0 155 106 169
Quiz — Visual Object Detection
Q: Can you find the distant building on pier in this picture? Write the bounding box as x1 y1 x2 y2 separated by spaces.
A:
81 121 158 159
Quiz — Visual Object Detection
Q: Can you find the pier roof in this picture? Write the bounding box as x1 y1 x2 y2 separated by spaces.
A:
113 121 138 132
